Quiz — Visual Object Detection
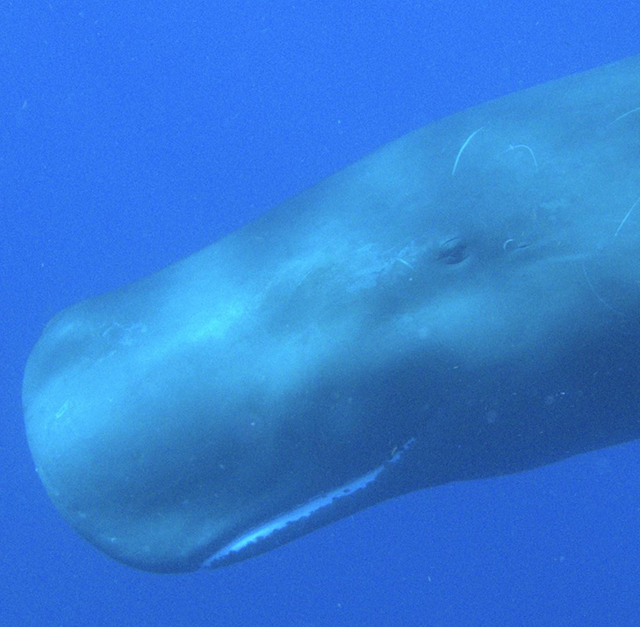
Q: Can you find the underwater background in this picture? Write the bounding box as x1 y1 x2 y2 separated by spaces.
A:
2 1 640 625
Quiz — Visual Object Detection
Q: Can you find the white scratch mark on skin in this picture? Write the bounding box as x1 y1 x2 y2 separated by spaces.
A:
395 257 415 271
503 143 539 170
452 127 484 176
614 195 640 237
608 106 640 126
581 263 625 317
55 401 70 419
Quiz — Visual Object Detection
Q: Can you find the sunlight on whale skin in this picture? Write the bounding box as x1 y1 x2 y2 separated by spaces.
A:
23 54 640 572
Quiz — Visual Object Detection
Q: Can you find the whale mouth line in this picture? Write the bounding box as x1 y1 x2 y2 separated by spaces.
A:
201 438 416 568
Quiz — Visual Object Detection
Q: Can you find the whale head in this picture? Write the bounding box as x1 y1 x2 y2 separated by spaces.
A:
23 55 640 572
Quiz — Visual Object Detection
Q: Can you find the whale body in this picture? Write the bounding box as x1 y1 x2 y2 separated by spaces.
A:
23 55 640 572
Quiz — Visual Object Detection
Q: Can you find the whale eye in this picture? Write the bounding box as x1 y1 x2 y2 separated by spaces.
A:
438 237 468 264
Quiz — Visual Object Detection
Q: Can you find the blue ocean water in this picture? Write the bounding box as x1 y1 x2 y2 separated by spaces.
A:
2 2 640 625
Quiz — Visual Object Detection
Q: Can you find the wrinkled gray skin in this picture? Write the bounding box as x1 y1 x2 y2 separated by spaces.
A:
24 55 640 572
